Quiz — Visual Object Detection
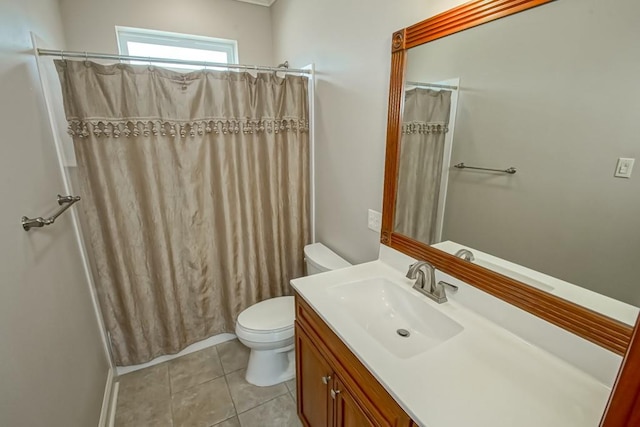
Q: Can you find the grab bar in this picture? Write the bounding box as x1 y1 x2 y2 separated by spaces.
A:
454 162 517 175
22 195 81 231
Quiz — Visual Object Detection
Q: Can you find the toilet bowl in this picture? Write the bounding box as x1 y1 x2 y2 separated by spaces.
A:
235 243 351 386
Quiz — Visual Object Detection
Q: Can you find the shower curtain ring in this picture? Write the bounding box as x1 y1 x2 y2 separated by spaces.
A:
61 50 65 61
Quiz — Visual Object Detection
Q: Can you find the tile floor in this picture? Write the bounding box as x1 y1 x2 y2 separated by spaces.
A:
115 339 301 427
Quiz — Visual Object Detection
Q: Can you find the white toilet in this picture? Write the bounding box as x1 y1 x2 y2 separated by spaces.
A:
235 243 351 386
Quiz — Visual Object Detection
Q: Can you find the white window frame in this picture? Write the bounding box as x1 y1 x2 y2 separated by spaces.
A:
116 26 238 66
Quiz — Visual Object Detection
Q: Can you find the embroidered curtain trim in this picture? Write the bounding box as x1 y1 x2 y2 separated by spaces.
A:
67 118 309 138
402 121 449 135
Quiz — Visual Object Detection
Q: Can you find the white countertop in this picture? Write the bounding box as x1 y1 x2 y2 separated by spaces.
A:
291 260 614 427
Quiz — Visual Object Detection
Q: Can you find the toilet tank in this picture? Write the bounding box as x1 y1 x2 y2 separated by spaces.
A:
304 243 352 275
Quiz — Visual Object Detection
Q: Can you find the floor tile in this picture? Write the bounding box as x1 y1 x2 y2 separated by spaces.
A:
114 395 173 427
226 369 288 413
217 340 250 374
284 379 296 393
285 379 297 403
118 363 170 404
169 347 224 393
238 394 301 427
171 376 236 427
214 416 241 427
115 363 172 426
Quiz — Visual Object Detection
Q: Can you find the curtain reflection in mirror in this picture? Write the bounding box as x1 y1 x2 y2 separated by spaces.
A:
394 89 451 244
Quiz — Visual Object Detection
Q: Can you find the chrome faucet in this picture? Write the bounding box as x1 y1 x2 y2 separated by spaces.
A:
454 249 475 262
406 261 456 304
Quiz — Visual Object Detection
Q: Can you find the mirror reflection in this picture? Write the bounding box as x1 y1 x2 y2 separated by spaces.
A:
394 0 639 310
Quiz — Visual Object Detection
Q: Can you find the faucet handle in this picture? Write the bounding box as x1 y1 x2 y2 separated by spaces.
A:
438 281 459 292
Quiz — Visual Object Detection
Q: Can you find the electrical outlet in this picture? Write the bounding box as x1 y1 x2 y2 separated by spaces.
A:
368 209 381 232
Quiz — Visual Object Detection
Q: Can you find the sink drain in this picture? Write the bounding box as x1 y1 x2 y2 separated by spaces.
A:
396 328 410 338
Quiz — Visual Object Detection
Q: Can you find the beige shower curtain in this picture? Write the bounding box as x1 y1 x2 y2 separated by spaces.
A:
395 88 451 244
56 60 310 366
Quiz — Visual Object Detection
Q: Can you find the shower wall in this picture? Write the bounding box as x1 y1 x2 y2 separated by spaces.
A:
0 0 110 425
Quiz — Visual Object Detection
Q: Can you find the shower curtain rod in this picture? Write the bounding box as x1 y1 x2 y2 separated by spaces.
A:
37 48 312 75
405 81 458 90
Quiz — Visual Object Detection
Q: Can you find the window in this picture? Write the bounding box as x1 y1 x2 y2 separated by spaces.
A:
116 27 238 71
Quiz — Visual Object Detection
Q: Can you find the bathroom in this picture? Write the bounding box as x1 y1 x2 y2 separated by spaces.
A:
1 0 639 426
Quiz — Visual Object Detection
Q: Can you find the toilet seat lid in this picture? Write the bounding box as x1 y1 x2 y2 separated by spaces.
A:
237 296 294 333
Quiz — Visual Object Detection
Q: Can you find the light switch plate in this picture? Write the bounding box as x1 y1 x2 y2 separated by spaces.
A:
615 158 635 178
368 209 381 232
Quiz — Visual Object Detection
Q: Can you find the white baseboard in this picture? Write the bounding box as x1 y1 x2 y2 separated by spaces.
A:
107 382 119 427
116 333 237 376
98 368 116 427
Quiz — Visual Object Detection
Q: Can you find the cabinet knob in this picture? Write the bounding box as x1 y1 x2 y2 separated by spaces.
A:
322 375 332 385
331 389 341 399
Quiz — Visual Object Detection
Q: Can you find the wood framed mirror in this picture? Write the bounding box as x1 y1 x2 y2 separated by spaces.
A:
381 0 640 423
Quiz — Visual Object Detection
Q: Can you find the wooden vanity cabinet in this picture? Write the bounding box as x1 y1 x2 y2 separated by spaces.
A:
332 376 373 427
296 324 332 427
295 293 416 427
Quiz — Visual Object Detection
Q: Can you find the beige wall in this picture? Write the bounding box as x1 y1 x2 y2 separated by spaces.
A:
0 0 110 425
404 0 640 305
59 0 274 65
270 0 467 263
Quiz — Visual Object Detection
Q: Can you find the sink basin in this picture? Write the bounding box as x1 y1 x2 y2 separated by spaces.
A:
327 278 463 358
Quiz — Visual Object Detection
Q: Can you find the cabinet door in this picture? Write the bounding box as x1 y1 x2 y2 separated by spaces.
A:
332 377 375 427
296 323 333 427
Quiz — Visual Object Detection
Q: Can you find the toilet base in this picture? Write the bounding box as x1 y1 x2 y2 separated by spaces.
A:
245 347 295 387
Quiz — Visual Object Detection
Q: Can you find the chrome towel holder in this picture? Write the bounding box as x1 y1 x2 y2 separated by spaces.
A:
22 195 81 231
454 162 517 175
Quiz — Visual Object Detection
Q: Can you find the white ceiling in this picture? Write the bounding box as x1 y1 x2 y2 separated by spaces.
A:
232 0 276 7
